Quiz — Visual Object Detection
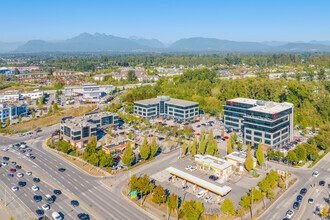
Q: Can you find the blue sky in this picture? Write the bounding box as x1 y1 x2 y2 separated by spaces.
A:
1 0 329 43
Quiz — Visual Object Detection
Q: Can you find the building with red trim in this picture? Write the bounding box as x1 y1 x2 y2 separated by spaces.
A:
224 98 294 150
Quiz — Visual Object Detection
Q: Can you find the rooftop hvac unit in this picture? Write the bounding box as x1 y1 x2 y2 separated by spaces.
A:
256 100 266 106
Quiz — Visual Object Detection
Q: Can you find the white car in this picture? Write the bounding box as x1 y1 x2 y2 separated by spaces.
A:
204 195 212 202
196 190 206 198
185 166 192 170
26 171 32 176
26 153 32 157
190 167 196 172
312 171 319 177
42 204 50 210
17 173 24 178
11 186 18 192
3 148 8 151
286 209 294 219
2 162 8 166
32 186 39 191
52 211 62 220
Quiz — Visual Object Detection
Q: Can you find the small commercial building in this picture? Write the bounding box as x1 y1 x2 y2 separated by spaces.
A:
134 96 199 122
102 140 135 155
0 90 44 102
195 154 233 178
60 112 119 148
225 151 257 171
0 103 27 122
223 98 294 149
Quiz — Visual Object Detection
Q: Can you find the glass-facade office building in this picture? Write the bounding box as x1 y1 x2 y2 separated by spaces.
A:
223 98 294 149
60 112 118 148
134 96 199 122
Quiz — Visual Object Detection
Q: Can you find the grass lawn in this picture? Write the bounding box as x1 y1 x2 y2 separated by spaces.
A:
5 105 96 132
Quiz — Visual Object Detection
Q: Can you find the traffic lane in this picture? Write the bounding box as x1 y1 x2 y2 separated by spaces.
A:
30 141 152 219
0 159 88 220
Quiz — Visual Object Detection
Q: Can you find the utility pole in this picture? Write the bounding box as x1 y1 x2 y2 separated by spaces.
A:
285 169 288 189
251 187 253 218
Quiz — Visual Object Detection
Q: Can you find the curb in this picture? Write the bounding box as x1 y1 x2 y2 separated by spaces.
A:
120 185 160 220
257 176 299 220
42 139 111 178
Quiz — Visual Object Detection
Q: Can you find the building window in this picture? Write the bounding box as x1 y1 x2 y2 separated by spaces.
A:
246 129 252 134
246 135 251 140
265 133 271 139
82 126 90 138
254 137 261 142
265 140 271 145
254 131 262 137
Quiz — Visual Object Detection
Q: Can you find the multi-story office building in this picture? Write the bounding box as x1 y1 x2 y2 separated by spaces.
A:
0 103 27 122
64 83 113 99
134 96 199 122
60 112 118 148
223 98 294 149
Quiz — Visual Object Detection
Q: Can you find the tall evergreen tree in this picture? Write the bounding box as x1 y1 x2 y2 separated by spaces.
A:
188 140 192 153
191 136 198 156
256 141 264 166
182 140 187 155
227 137 233 154
150 136 158 158
122 144 135 166
245 144 254 171
140 135 150 160
199 134 206 155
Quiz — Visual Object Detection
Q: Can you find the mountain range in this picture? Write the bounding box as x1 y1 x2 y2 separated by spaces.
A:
1 33 329 53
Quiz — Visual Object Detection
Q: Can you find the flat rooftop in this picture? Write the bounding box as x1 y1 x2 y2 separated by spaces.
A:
227 97 258 105
62 112 117 130
195 154 232 171
166 167 231 196
134 96 198 107
248 102 293 114
225 151 257 164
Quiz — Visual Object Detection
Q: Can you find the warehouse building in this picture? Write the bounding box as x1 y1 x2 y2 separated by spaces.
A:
134 96 199 122
223 98 294 149
64 83 113 99
60 112 118 148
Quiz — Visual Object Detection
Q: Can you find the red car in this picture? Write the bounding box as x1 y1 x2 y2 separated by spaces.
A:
10 168 16 173
196 133 200 136
223 136 229 139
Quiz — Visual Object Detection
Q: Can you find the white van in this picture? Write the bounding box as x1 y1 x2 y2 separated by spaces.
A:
52 212 62 220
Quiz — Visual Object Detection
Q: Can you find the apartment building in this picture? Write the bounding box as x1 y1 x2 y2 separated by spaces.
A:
60 112 118 148
134 96 199 122
0 103 27 122
223 98 294 149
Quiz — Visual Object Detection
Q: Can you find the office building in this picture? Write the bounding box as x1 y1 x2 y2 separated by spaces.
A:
0 90 44 102
60 112 118 148
0 103 27 122
223 98 294 149
134 96 199 122
64 83 113 99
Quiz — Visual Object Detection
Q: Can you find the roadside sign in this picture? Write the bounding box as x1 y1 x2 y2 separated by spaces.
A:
131 190 137 199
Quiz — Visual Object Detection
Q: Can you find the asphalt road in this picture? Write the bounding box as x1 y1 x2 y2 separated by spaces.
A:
0 154 86 220
259 153 330 220
0 133 153 220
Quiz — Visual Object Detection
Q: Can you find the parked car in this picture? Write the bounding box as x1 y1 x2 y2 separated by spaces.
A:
293 202 300 209
209 175 218 181
286 210 294 219
312 171 319 177
300 188 307 195
319 180 325 186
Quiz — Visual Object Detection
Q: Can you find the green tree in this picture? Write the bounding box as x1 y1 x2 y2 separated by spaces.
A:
140 135 150 160
61 143 70 154
239 195 251 209
318 69 326 81
256 141 264 166
130 174 140 192
244 144 254 171
294 145 307 161
220 198 235 214
6 118 10 126
320 204 329 219
199 134 206 155
286 150 298 165
32 111 35 119
237 142 243 151
181 200 204 220
18 115 22 122
127 70 137 82
138 175 154 197
266 190 275 200
36 98 39 105
122 144 135 166
232 133 238 141
227 137 233 154
258 178 271 193
188 140 192 153
152 185 166 205
167 193 178 213
100 154 114 167
150 136 158 158
191 137 198 156
89 154 98 166
128 130 132 139
182 140 187 155
48 106 53 114
250 187 262 202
